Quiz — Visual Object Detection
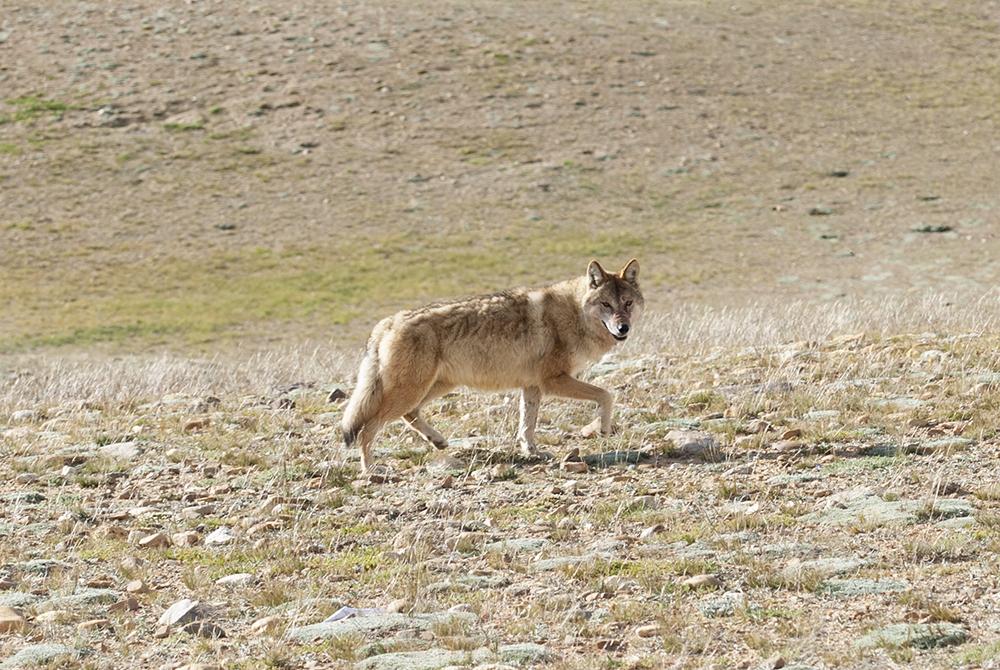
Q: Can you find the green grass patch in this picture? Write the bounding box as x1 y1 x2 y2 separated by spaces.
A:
2 95 75 124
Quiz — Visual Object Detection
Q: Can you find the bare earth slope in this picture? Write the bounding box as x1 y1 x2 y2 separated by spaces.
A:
2 1 999 352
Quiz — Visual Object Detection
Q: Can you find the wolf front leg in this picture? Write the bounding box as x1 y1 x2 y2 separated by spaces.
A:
518 386 542 457
542 374 613 438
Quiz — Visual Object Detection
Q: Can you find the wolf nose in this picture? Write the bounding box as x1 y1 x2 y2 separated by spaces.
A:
618 323 629 335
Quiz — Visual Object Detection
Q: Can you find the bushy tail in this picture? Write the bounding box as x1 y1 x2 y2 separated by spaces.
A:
342 347 382 446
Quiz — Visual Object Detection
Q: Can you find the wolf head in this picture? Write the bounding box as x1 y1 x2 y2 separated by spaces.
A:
583 259 644 343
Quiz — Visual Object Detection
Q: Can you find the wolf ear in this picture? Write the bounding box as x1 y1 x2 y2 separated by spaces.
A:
619 258 639 285
587 260 608 288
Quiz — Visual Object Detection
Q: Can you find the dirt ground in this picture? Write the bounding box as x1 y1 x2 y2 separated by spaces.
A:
2 0 1000 353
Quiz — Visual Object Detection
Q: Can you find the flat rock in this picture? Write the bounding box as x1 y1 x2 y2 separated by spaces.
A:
818 578 908 598
424 574 511 593
0 592 40 608
800 494 973 528
484 538 550 554
699 591 746 618
287 611 478 642
530 553 605 573
854 623 968 649
782 557 866 580
664 430 722 461
37 588 118 612
498 643 555 666
0 644 79 669
158 598 204 627
97 441 142 460
583 450 645 467
215 573 255 587
204 527 236 546
356 647 494 670
15 559 68 575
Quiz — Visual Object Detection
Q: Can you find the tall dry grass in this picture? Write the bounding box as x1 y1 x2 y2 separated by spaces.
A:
2 291 999 413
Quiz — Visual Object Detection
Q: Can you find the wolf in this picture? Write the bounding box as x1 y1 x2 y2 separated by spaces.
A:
341 259 643 472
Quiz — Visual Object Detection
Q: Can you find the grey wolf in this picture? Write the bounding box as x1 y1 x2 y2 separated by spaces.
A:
342 259 644 472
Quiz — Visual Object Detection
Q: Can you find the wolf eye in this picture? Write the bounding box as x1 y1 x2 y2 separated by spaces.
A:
625 300 633 309
601 302 612 309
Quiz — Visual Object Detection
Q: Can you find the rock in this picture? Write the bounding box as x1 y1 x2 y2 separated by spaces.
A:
250 615 282 636
355 647 494 670
0 593 38 608
204 527 236 546
561 461 589 474
700 591 746 618
530 554 604 573
665 430 722 461
176 664 222 670
77 618 112 632
639 524 665 540
181 620 226 638
818 578 908 598
158 599 204 627
782 557 865 581
288 611 478 642
327 388 347 402
583 450 645 468
37 588 118 611
498 643 555 666
14 473 38 484
682 574 722 589
635 624 661 638
125 580 149 594
138 531 170 549
0 607 26 633
0 644 78 669
779 428 802 440
854 623 968 649
107 596 140 613
181 504 216 519
484 538 549 554
802 410 840 421
215 573 255 588
800 493 973 528
97 441 141 460
172 531 200 547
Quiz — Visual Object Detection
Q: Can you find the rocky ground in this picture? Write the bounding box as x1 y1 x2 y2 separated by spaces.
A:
4 313 1000 668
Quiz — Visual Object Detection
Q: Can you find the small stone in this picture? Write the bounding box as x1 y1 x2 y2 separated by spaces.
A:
639 524 665 540
779 428 802 440
158 598 203 627
181 620 226 638
386 598 410 614
181 504 215 519
0 606 27 633
107 596 140 613
249 615 282 636
682 574 722 589
153 624 170 638
137 531 170 549
77 618 112 632
204 527 236 546
215 573 255 588
763 655 786 670
172 531 200 547
447 603 474 614
636 624 661 638
439 474 454 489
176 664 222 670
561 461 589 474
665 430 722 461
327 388 347 402
14 473 38 484
125 579 148 594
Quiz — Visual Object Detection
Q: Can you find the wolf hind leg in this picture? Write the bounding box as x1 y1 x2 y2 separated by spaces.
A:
402 381 454 449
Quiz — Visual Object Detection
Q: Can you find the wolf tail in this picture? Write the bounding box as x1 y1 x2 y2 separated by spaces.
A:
342 344 382 447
